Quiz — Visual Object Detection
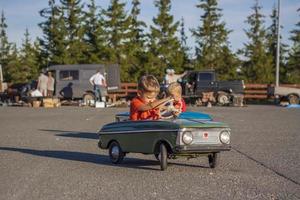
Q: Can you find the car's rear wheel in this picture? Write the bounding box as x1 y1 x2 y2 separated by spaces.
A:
208 153 218 168
109 141 124 164
159 143 168 171
217 93 229 105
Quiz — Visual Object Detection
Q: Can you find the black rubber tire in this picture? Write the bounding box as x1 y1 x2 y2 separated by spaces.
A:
217 93 229 105
159 143 168 171
208 153 218 168
288 94 299 105
109 141 124 164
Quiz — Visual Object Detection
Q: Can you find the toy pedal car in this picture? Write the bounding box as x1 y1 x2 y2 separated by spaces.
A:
98 112 231 170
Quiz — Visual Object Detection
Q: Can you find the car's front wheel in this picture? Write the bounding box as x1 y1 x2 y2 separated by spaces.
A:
109 141 124 164
208 153 218 168
159 143 168 170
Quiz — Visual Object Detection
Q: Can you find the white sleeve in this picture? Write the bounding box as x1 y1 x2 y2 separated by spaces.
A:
89 74 95 84
100 74 105 82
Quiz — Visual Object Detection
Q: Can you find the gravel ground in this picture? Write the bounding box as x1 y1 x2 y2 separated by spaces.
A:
0 105 299 200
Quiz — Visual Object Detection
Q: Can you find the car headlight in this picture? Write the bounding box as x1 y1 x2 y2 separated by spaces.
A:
220 131 230 144
182 131 193 145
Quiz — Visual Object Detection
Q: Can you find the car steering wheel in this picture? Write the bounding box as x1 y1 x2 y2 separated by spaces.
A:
159 99 180 119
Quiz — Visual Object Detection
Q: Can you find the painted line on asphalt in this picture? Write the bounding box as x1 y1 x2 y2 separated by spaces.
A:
232 147 300 186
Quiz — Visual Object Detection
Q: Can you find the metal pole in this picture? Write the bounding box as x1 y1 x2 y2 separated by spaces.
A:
275 0 281 87
0 64 3 82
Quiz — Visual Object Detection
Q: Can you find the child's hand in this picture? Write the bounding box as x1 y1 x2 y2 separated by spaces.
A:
172 111 180 117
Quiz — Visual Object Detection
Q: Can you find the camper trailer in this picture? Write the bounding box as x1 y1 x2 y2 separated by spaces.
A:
47 64 120 102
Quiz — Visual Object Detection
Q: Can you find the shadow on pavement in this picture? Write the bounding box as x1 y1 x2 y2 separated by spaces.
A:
39 129 99 140
0 147 209 171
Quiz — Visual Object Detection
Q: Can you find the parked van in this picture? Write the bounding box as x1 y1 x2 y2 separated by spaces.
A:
47 64 120 103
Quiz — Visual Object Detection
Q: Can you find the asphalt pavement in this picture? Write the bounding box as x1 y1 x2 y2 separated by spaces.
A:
0 105 299 200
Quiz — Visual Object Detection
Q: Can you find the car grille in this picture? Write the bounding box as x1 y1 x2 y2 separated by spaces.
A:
178 128 230 145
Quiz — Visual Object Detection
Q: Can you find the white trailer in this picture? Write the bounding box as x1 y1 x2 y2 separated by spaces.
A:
274 86 300 104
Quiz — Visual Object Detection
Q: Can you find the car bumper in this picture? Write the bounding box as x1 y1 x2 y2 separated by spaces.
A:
174 144 231 154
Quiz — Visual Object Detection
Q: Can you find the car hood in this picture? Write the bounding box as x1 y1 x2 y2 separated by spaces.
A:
100 118 227 133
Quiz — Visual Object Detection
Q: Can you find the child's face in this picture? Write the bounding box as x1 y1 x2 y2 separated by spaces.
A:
170 90 181 102
139 91 158 103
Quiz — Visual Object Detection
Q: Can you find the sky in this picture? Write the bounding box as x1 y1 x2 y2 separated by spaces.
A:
0 0 299 54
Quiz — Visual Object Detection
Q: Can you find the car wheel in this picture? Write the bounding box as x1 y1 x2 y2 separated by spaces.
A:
217 93 229 105
83 93 95 106
109 141 124 164
288 94 299 105
208 153 218 168
159 143 168 171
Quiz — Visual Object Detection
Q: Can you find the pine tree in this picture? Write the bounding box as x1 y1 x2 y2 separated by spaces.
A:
103 0 130 81
39 0 68 66
191 0 238 80
123 0 147 81
6 44 22 83
286 8 300 83
240 0 273 83
179 17 191 70
19 29 39 81
83 0 108 63
103 0 128 63
266 5 288 83
60 0 86 64
149 0 184 79
0 10 11 81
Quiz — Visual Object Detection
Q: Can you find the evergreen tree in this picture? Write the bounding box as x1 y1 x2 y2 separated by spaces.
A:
60 0 86 64
39 0 68 66
6 44 23 83
123 0 147 81
149 0 184 79
266 5 288 83
103 0 130 81
83 0 108 63
191 0 238 80
240 0 273 83
0 10 11 81
286 8 300 83
179 17 191 69
19 29 39 81
103 0 128 63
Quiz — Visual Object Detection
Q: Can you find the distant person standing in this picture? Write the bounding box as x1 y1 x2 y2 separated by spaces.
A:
47 71 55 97
89 70 107 102
164 68 187 86
37 71 48 97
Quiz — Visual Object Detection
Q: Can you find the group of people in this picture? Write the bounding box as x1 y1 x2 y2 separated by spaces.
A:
37 71 55 97
130 73 186 121
35 67 187 120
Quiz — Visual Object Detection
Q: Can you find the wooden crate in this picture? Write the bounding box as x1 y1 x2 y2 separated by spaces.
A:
42 98 61 108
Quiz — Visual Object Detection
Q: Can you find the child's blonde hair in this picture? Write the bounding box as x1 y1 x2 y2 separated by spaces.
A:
138 75 160 93
167 82 182 95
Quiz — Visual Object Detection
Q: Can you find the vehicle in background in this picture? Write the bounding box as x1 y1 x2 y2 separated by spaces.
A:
268 86 300 105
47 64 120 103
179 70 245 106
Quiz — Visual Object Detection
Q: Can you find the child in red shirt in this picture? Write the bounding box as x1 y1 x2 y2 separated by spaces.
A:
167 82 186 116
130 75 173 121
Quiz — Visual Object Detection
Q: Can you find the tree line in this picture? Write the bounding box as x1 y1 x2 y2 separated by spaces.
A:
0 0 299 84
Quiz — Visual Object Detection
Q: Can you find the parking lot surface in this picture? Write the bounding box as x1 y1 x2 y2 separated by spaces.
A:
0 105 299 200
